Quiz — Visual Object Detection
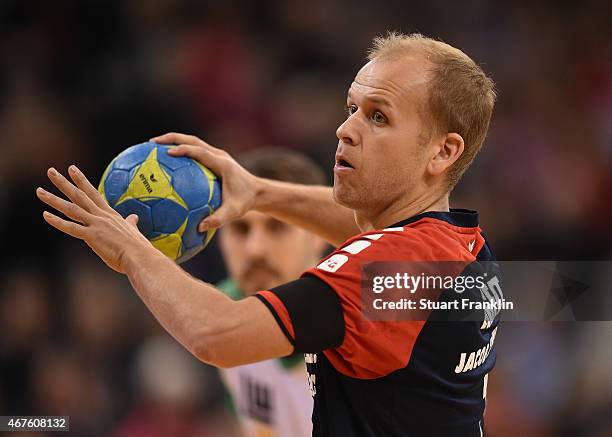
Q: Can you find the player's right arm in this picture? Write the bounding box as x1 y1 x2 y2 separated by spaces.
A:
151 133 360 247
36 166 295 367
34 164 412 374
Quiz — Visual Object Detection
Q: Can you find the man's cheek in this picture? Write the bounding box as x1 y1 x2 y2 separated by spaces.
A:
227 252 247 278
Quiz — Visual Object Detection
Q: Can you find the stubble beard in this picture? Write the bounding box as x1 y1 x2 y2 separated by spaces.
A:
333 178 371 212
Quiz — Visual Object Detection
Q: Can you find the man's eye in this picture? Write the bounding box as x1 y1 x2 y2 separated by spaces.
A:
230 221 249 236
372 111 386 124
266 220 288 234
346 104 357 116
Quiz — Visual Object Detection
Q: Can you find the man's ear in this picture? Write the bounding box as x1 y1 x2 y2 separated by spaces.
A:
427 133 465 177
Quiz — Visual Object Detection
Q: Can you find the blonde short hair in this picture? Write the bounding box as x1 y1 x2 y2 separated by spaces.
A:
368 32 497 189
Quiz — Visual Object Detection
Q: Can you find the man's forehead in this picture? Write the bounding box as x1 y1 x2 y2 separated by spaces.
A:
349 56 430 102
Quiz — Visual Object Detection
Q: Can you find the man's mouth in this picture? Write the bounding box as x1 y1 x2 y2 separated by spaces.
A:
335 157 354 169
243 266 279 281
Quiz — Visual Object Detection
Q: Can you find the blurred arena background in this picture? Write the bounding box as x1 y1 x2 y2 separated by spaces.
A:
0 1 610 436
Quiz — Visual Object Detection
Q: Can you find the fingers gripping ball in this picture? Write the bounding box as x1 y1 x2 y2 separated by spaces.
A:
98 142 222 263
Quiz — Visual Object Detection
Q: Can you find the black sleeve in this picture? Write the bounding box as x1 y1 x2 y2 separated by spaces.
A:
256 275 345 353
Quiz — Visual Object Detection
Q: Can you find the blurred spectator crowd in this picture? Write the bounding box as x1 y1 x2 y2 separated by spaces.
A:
0 1 610 436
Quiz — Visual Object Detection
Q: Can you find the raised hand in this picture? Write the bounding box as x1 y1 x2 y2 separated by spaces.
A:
36 165 153 274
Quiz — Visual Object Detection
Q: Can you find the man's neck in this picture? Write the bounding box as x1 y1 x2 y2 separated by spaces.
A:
354 191 450 232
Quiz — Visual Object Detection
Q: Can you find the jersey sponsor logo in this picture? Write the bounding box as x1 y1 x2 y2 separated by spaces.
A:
304 353 317 364
317 254 348 272
468 239 476 252
454 327 498 374
304 353 317 397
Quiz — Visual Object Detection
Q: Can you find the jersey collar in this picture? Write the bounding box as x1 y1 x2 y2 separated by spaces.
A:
390 208 479 229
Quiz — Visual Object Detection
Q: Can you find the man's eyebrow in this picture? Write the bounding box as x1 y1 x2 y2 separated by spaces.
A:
347 89 393 107
266 217 284 225
365 95 392 107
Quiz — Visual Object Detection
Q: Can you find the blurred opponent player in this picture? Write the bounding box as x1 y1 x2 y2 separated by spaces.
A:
37 32 499 436
217 148 326 437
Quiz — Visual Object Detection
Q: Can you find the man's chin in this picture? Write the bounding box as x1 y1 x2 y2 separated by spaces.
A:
332 184 347 205
333 184 358 209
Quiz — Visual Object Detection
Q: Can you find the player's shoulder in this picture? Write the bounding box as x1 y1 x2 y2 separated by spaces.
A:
338 214 478 260
308 209 483 276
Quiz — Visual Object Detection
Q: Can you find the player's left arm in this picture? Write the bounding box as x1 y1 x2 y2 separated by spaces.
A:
36 165 292 368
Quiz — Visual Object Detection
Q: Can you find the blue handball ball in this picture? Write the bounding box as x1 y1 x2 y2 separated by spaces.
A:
98 142 222 264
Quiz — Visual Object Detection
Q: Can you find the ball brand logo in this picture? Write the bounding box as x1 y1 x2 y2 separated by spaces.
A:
138 173 153 194
150 174 158 182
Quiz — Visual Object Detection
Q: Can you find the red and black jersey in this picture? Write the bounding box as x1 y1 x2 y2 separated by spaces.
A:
255 209 499 437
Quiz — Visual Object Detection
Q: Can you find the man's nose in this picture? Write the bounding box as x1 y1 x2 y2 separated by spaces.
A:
244 228 267 257
336 114 360 146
